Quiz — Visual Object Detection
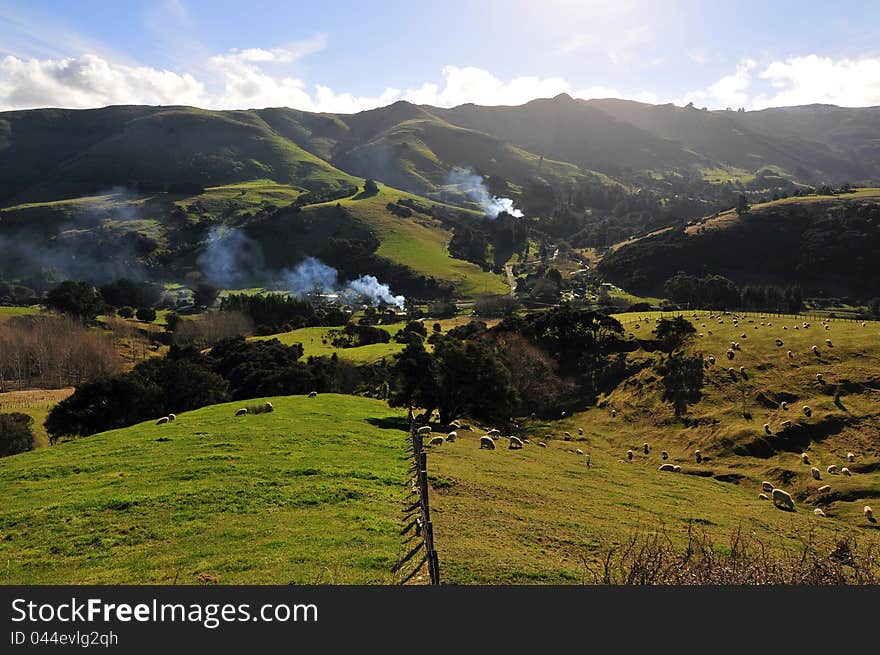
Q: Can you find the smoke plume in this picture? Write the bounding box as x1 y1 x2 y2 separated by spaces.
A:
446 167 524 218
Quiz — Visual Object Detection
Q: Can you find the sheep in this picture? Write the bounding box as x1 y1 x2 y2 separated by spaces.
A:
818 484 831 494
802 405 812 417
780 401 788 410
801 452 810 464
508 436 524 450
708 355 716 365
826 465 838 475
672 465 681 472
763 424 771 435
865 506 875 521
699 333 705 338
824 325 830 331
661 450 669 460
577 427 584 435
449 420 461 429
726 349 735 360
522 438 531 444
576 448 584 455
814 508 827 517
761 481 774 492
168 413 176 422
781 420 792 428
739 366 746 375
263 402 273 412
775 338 784 347
658 464 676 472
643 442 650 454
611 409 617 418
235 408 248 417
816 373 824 383
446 431 457 442
563 431 572 441
811 344 819 353
841 467 852 477
847 452 855 462
538 442 548 448
308 391 318 398
783 326 788 330
487 429 501 437
479 436 496 450
695 449 702 464
429 436 444 446
759 493 769 500
787 350 793 358
156 416 170 425
772 488 795 510
626 449 633 460
707 330 713 335
811 467 821 480
417 426 432 436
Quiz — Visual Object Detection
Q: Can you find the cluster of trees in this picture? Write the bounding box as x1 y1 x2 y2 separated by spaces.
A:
170 311 255 348
219 293 348 334
0 316 121 390
41 278 167 323
330 323 391 348
0 413 35 457
664 272 804 313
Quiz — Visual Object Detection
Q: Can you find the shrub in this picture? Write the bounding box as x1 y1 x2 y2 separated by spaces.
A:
136 307 157 322
0 413 35 457
118 306 135 319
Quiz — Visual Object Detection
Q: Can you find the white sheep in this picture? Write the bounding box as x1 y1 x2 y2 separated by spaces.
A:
642 442 649 454
658 464 676 472
429 436 444 446
865 506 874 521
801 452 810 464
446 431 457 442
726 349 735 360
787 350 793 358
563 432 572 441
781 401 788 410
578 427 584 435
811 466 821 480
695 449 702 464
775 338 784 347
308 391 318 398
811 345 819 354
611 409 617 418
739 366 746 374
772 488 794 510
826 464 838 474
802 405 812 417
235 408 248 417
156 416 169 425
576 448 584 455
672 465 681 472
847 452 855 462
168 413 176 422
708 355 716 365
816 373 824 383
759 493 769 500
449 420 461 429
661 450 669 460
487 429 501 437
626 449 633 460
782 420 792 428
538 442 548 448
761 481 774 492
417 426 432 436
818 484 831 494
508 436 524 450
841 467 852 477
263 402 273 412
479 436 496 450
814 508 827 517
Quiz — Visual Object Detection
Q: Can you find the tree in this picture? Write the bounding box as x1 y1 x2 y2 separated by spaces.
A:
657 352 704 418
363 178 379 195
136 307 157 322
118 306 135 319
44 281 104 322
0 412 35 457
654 317 697 352
735 194 750 215
194 282 220 309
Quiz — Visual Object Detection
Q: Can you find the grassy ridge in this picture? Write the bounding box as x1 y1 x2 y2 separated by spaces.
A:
0 395 409 584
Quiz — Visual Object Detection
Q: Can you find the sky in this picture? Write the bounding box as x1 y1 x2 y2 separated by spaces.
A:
2 0 880 113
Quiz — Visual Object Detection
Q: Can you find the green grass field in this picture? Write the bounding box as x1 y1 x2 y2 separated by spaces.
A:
0 394 410 584
254 324 408 363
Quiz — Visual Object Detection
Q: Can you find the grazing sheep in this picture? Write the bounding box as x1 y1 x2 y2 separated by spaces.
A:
429 436 444 446
626 449 633 460
642 442 650 454
563 432 572 441
865 506 874 521
658 464 676 472
726 349 735 360
661 450 669 460
263 402 273 412
695 449 702 464
308 391 318 398
707 330 712 335
816 373 824 383
576 448 584 455
811 345 819 354
611 409 617 418
764 424 771 435
522 439 531 445
811 467 821 480
449 420 461 429
739 366 746 374
841 467 852 477
538 442 548 448
479 436 496 450
772 488 795 510
708 355 716 365
672 465 681 473
818 485 831 494
775 338 784 347
787 350 793 358
783 326 788 330
801 452 810 464
446 431 457 442
759 493 769 500
782 420 792 428
156 416 169 425
847 452 855 462
814 508 827 517
234 408 248 417
509 436 524 450
761 481 774 492
827 465 838 474
578 427 584 435
417 426 432 436
168 413 176 422
802 405 812 417
781 401 788 410
487 429 501 437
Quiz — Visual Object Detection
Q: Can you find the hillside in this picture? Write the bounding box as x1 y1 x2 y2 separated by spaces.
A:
598 189 880 298
0 394 410 584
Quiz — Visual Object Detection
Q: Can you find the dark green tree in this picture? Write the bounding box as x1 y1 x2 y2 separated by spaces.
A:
657 352 704 418
136 307 157 322
0 413 35 457
44 281 104 322
654 316 697 352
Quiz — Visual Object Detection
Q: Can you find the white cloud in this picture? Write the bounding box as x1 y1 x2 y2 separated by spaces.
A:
678 59 755 109
753 54 880 108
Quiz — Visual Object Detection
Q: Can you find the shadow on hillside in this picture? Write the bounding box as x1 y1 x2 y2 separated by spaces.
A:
366 416 410 431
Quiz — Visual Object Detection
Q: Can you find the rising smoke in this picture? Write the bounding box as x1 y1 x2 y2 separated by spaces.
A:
446 167 524 218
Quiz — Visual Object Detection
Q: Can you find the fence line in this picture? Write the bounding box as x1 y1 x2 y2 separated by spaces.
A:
393 408 441 585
